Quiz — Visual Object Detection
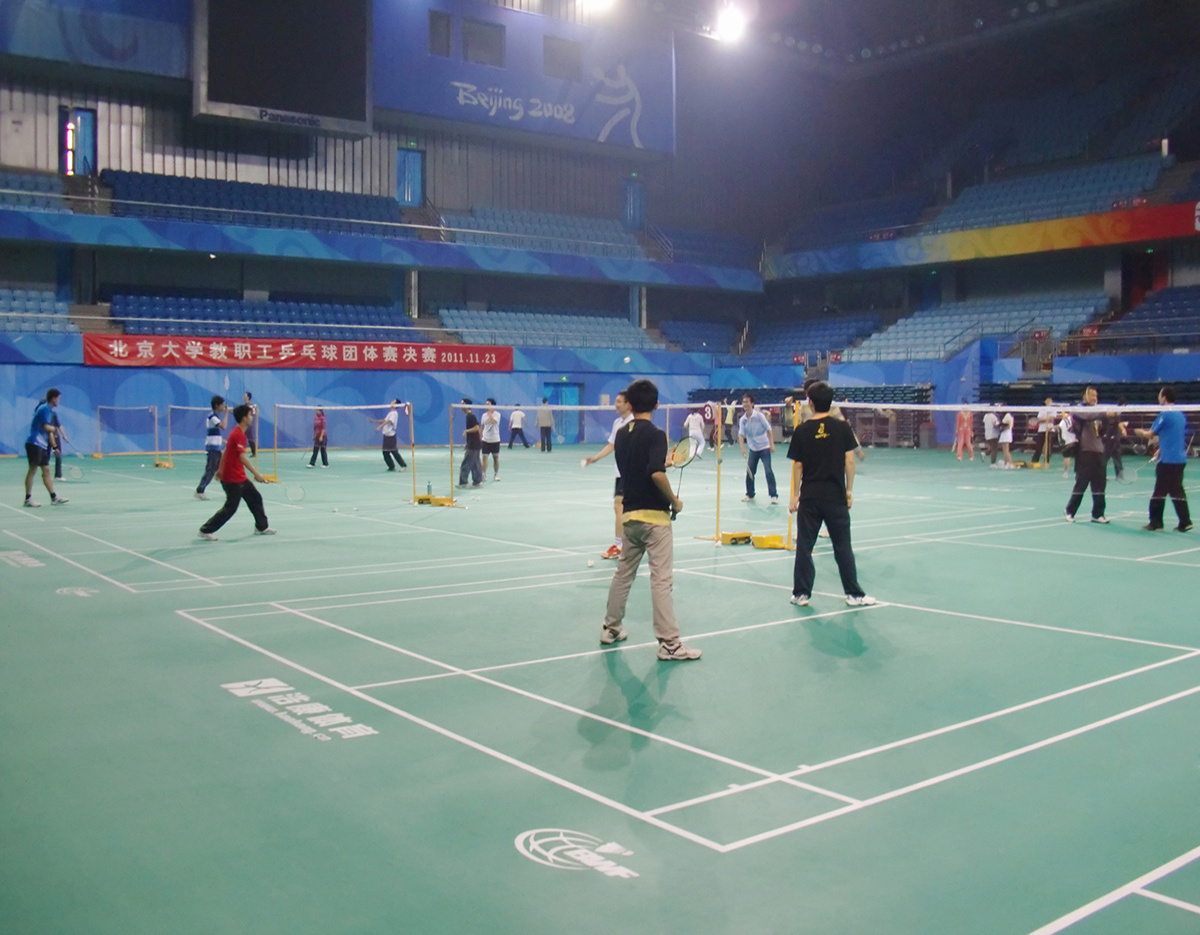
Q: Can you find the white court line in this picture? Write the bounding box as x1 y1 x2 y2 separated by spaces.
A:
267 602 858 806
1138 545 1200 562
65 527 221 588
173 609 724 853
1134 888 1200 915
1027 844 1200 934
646 650 1200 817
907 535 1200 567
722 682 1200 853
0 502 45 521
4 530 136 592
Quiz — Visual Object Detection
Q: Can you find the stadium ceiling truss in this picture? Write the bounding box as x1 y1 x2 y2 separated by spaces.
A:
653 0 1156 74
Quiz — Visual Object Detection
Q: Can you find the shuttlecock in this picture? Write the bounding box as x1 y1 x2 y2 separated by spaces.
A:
332 508 338 513
580 458 588 468
587 560 595 567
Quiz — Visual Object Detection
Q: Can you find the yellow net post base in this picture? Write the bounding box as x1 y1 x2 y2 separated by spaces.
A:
91 453 103 459
751 534 792 550
259 474 278 483
154 461 173 469
720 530 753 545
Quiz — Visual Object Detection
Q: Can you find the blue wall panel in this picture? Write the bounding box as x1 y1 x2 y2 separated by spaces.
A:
1053 353 1200 385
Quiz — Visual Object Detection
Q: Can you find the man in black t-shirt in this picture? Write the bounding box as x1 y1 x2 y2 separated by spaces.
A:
458 398 483 487
601 379 701 662
787 381 875 608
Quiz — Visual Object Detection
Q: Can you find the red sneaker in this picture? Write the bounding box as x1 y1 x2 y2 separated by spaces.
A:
601 544 621 560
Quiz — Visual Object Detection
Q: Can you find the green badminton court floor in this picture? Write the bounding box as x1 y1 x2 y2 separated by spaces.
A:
2 445 1199 935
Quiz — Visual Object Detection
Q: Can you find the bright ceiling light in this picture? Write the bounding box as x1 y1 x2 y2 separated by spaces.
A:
714 4 747 42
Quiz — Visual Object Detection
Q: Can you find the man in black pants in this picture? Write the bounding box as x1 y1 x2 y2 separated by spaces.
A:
198 404 274 540
1064 385 1110 524
787 380 875 607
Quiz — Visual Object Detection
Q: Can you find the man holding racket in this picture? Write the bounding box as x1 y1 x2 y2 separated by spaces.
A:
1135 385 1192 532
787 381 874 607
198 404 274 540
24 388 68 507
372 399 407 471
582 391 633 559
601 379 701 661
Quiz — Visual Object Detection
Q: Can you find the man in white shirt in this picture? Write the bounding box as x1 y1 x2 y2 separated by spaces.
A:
738 393 778 503
481 398 502 481
683 407 706 460
1031 398 1056 466
508 405 531 449
582 392 634 559
195 395 227 500
371 399 407 471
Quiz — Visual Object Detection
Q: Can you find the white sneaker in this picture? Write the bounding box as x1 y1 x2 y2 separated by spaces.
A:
741 495 754 502
198 530 217 541
23 499 41 508
845 594 877 607
790 594 810 606
254 527 277 535
1064 512 1075 523
770 496 779 504
51 496 68 505
1091 516 1110 524
658 641 702 661
306 464 314 469
600 627 628 645
493 476 500 482
194 491 208 500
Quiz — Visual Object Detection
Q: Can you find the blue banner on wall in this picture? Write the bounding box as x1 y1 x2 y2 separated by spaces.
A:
373 0 676 154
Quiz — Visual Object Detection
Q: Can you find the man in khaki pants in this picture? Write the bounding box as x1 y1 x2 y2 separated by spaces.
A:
601 379 701 662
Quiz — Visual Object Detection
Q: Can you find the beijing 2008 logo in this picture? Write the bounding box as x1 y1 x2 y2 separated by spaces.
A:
514 829 639 878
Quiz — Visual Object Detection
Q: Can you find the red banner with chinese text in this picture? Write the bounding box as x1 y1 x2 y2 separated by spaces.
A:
83 334 513 371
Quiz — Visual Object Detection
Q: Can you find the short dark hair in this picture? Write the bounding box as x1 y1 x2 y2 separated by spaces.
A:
805 380 834 413
244 391 252 401
232 404 251 423
486 398 496 405
211 395 224 410
46 388 60 402
742 392 755 404
541 397 549 403
1160 385 1177 403
624 379 658 414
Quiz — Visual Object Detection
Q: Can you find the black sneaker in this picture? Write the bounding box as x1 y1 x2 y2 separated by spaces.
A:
1178 523 1194 533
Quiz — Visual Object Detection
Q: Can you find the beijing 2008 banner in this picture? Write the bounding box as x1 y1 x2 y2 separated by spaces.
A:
83 334 513 372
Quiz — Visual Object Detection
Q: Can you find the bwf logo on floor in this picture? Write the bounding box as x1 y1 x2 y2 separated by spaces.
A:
221 678 378 741
515 829 639 878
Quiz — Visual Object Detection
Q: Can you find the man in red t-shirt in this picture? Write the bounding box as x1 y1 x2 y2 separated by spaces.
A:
199 404 273 540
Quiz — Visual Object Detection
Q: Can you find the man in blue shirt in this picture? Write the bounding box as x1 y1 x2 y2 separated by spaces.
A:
738 393 778 503
24 388 68 507
1135 385 1191 532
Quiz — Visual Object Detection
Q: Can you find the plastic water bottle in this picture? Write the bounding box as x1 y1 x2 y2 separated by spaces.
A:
426 481 432 496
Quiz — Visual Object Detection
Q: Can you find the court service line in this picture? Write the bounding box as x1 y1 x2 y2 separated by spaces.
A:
65 527 221 587
3 530 136 592
1026 844 1200 934
269 603 859 806
91 469 166 484
351 606 872 691
174 609 724 853
721 682 1200 853
647 650 1200 817
0 502 45 521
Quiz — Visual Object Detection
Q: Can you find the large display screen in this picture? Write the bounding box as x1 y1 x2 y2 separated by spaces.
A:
193 0 372 137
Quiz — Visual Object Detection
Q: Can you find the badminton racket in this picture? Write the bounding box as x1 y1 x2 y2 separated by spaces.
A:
60 435 86 479
283 481 306 502
665 436 697 519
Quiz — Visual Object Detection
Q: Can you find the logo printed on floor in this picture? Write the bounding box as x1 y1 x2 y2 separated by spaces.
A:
514 829 639 878
221 678 378 742
57 586 98 597
0 550 45 569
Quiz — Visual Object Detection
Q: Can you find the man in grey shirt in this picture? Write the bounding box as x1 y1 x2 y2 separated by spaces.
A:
536 398 555 452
